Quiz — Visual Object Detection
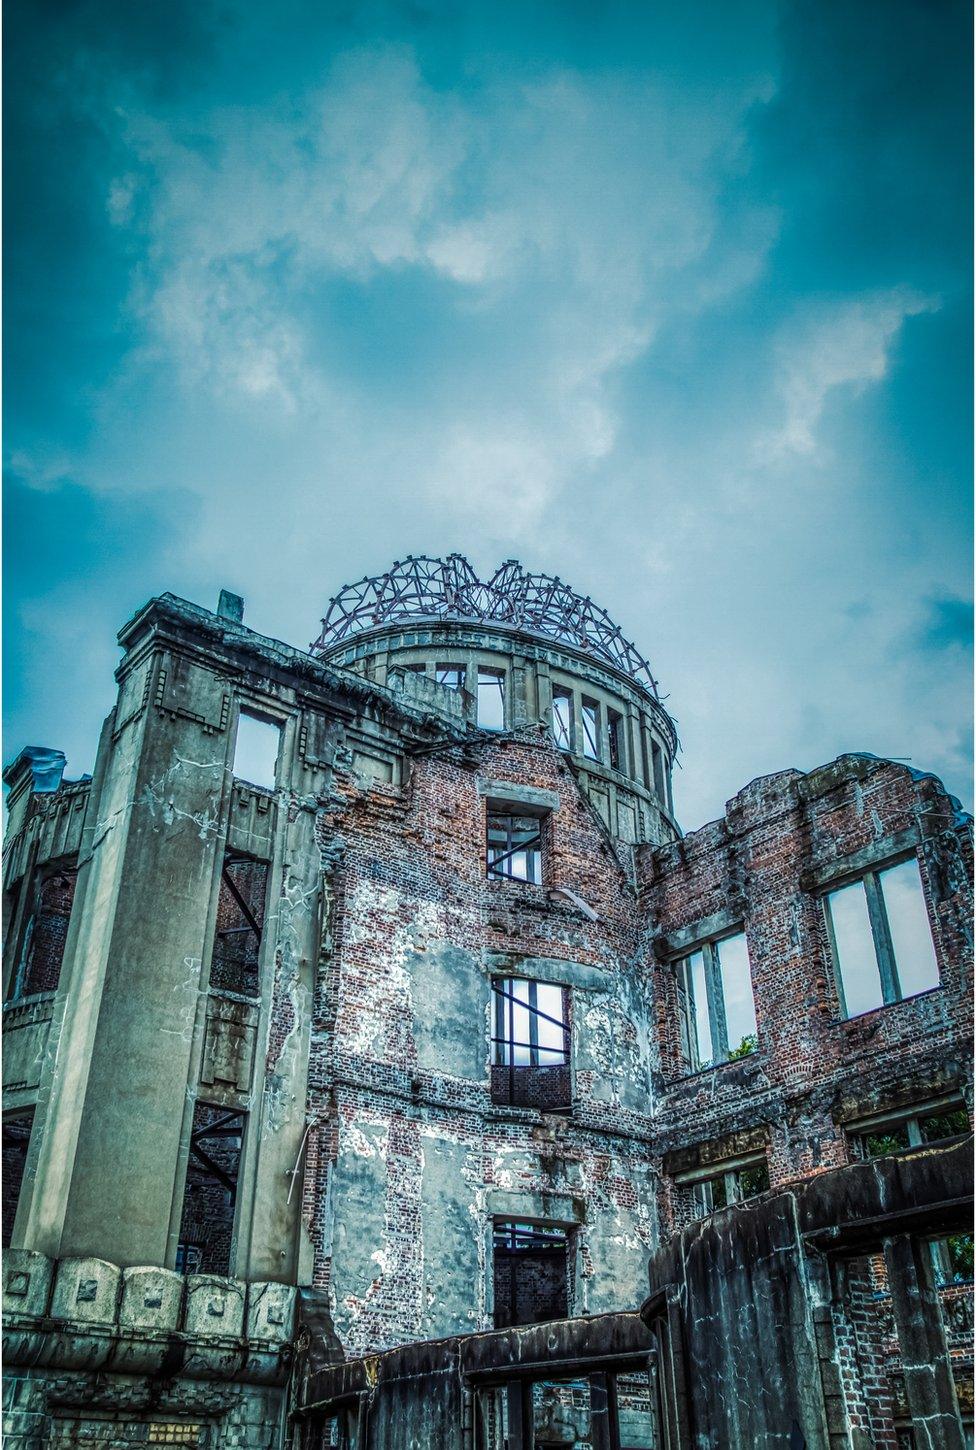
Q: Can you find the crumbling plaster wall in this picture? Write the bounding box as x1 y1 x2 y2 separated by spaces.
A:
302 731 660 1354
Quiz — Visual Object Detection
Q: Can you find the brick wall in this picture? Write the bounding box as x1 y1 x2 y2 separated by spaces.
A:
640 757 973 1242
300 730 656 1352
291 743 972 1359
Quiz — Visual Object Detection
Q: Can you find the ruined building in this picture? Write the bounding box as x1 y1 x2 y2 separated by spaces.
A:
2 555 973 1449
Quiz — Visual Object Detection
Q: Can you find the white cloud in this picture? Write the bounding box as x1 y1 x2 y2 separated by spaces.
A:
101 44 778 535
759 288 939 461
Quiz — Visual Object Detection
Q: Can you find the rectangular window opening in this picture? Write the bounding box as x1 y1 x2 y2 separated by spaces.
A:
580 698 600 760
491 978 571 1110
492 1220 570 1328
530 1378 592 1446
210 853 269 997
850 1098 970 1162
718 933 758 1059
689 1155 769 1219
435 663 464 690
2 1110 35 1248
9 863 77 1000
233 711 281 791
477 669 506 730
477 1368 656 1450
322 1409 360 1449
552 688 573 750
176 1103 245 1276
826 857 940 1018
930 1232 974 1286
919 1105 970 1143
487 811 543 884
676 931 757 1072
607 709 624 771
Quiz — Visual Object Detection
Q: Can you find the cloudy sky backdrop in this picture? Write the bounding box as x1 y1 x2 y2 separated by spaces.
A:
5 0 972 828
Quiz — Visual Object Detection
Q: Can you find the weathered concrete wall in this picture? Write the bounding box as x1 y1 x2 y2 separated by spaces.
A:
643 1141 973 1450
2 1249 294 1450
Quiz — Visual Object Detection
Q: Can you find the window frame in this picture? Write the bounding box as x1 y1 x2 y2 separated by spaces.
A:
491 1218 573 1329
491 978 571 1069
846 1095 970 1164
2 1108 35 1248
176 1103 247 1277
6 859 77 1002
675 930 758 1073
928 1230 974 1287
486 809 545 885
551 687 573 751
209 851 271 999
490 977 572 1111
606 708 624 772
822 854 940 1018
580 697 601 761
434 662 466 691
676 1150 770 1220
476 668 507 731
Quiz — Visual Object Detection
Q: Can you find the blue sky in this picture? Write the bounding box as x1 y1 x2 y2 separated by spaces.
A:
5 0 972 828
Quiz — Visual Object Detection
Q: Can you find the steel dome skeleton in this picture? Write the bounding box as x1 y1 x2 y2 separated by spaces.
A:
311 555 663 698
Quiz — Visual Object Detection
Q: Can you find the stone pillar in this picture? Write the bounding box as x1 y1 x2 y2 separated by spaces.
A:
24 640 237 1267
882 1233 965 1450
536 659 552 728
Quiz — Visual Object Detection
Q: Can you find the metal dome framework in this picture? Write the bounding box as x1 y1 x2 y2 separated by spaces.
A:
311 555 663 697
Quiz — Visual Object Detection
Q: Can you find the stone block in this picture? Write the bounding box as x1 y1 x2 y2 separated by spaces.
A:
2 1251 54 1318
49 1257 120 1325
183 1274 245 1338
119 1267 183 1330
245 1283 296 1342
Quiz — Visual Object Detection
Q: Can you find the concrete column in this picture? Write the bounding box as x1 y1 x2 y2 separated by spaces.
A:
536 659 552 728
625 705 643 786
882 1233 965 1450
640 719 656 795
25 645 236 1266
234 744 319 1284
511 654 529 727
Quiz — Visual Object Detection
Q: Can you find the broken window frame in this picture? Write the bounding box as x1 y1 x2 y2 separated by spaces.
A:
928 1231 974 1286
490 978 572 1110
580 697 600 760
435 662 465 690
675 931 758 1072
2 1109 35 1248
486 811 544 884
7 861 77 1002
823 856 940 1019
491 1219 572 1329
477 668 506 730
552 687 573 750
176 1104 246 1277
607 708 624 772
475 1364 658 1450
209 852 269 998
847 1096 970 1164
677 1151 770 1220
